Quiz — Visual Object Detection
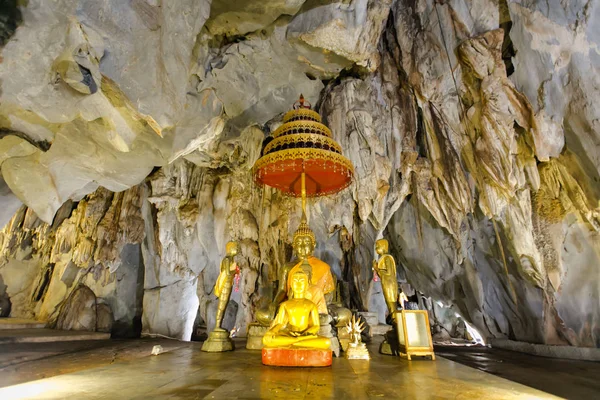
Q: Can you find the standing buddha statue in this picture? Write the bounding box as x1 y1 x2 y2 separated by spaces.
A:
214 241 239 330
373 238 399 322
202 241 239 352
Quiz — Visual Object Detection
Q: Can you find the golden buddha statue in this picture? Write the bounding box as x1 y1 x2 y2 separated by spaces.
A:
214 241 239 330
255 213 335 325
262 268 331 350
202 241 239 352
373 238 399 321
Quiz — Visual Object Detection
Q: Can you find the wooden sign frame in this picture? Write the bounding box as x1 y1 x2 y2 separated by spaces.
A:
394 310 435 360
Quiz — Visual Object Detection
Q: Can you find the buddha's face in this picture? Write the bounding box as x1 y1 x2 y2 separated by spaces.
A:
291 271 309 298
294 236 315 259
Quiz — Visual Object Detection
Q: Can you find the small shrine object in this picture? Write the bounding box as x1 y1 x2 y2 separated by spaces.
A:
344 315 370 360
393 309 435 360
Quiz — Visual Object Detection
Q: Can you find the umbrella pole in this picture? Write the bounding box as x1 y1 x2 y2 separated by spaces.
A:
301 171 307 219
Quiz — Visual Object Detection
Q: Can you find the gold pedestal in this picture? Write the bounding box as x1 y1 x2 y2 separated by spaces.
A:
262 347 332 367
338 328 350 352
379 339 393 355
318 316 340 357
345 342 370 360
201 329 234 352
379 328 398 356
246 323 268 350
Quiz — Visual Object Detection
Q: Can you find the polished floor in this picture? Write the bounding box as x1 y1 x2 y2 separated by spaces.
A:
436 345 600 400
0 337 565 400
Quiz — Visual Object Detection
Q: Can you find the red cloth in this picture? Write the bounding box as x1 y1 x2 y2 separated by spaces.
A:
262 348 332 367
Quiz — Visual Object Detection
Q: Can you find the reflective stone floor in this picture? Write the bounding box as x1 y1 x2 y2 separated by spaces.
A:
436 345 600 400
0 337 572 399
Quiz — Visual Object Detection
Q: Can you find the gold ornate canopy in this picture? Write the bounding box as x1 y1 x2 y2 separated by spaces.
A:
253 95 354 214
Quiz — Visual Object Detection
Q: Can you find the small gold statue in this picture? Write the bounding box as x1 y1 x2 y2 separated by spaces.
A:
344 315 370 360
202 241 239 352
262 268 331 350
255 213 334 325
373 238 399 322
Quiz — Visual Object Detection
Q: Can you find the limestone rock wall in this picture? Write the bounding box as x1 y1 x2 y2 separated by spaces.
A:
383 0 600 347
0 0 598 348
0 185 146 337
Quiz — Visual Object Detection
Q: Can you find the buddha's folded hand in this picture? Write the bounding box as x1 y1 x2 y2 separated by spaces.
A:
305 326 319 335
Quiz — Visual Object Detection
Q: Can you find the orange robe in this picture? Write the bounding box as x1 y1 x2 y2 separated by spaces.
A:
287 256 335 314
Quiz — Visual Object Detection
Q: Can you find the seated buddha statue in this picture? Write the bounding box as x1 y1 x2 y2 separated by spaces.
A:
255 213 335 326
262 268 331 350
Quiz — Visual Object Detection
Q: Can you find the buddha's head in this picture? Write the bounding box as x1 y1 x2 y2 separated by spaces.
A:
293 213 316 260
290 269 309 299
226 241 239 257
375 239 389 255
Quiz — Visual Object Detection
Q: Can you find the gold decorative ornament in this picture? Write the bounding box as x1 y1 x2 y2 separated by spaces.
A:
264 134 342 155
282 107 322 123
292 212 316 245
272 120 332 139
344 315 370 360
253 94 354 205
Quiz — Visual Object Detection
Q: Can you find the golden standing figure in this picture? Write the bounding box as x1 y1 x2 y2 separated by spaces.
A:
214 241 239 330
373 239 399 322
262 268 331 350
201 241 239 353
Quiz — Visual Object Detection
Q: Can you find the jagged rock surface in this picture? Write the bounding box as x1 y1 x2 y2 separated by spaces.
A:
0 185 146 336
0 0 598 348
56 285 98 331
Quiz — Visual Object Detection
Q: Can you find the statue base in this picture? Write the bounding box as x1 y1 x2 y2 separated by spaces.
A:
379 328 400 356
201 329 234 353
246 323 268 350
262 348 332 367
345 342 370 360
380 339 392 355
338 328 350 352
318 317 340 357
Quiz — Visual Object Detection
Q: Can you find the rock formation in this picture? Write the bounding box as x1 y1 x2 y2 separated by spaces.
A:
0 186 145 337
0 0 598 348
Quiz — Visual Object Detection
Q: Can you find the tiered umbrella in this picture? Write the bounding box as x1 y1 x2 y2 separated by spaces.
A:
253 95 354 215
